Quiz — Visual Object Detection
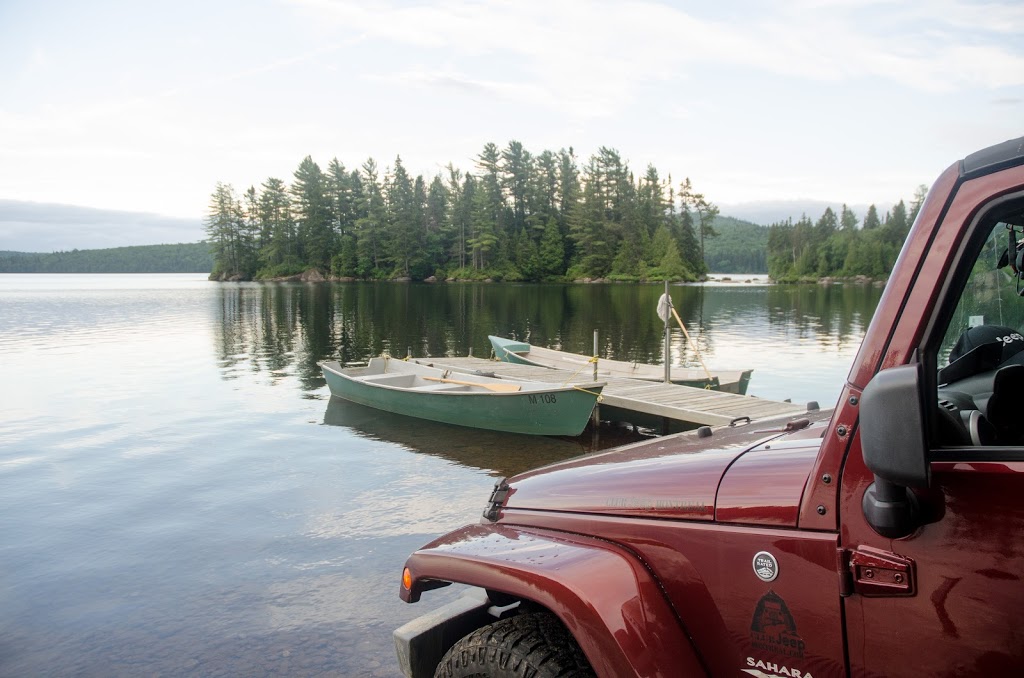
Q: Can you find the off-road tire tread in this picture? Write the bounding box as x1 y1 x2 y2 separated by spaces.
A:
434 612 595 678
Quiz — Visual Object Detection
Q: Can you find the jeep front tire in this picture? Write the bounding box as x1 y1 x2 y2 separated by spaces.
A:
434 611 594 678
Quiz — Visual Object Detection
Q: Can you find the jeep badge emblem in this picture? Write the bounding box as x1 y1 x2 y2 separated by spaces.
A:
752 551 779 582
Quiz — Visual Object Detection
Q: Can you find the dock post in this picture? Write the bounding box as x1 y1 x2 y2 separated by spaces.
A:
592 329 600 426
663 281 671 383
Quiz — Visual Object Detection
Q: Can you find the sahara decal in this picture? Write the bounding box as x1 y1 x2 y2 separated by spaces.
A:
750 590 805 658
742 657 814 678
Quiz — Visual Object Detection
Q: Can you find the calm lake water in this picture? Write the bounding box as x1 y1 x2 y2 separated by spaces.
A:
0 273 882 677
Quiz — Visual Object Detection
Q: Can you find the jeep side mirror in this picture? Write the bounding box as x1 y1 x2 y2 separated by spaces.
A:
859 363 930 538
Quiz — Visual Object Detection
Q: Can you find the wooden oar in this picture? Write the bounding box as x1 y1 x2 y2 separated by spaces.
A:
422 376 522 392
669 305 715 383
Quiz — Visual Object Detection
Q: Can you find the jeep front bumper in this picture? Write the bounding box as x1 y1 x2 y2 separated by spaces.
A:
393 588 492 678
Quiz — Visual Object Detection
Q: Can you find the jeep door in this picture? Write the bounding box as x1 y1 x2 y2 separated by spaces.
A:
840 160 1024 677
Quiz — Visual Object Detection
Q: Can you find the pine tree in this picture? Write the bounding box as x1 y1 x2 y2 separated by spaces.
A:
792 215 815 276
471 144 505 270
469 174 499 270
568 156 614 278
637 165 664 241
679 177 719 275
538 218 565 279
356 158 385 277
425 174 448 275
767 219 795 279
291 156 334 270
205 182 250 278
840 204 858 231
532 150 559 228
814 207 839 275
884 200 909 244
257 177 294 272
649 224 691 280
863 204 881 230
501 140 532 234
677 202 702 275
444 165 467 270
557 148 580 266
327 158 355 239
659 239 687 280
386 156 419 277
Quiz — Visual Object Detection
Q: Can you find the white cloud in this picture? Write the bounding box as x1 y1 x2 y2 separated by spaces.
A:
0 200 203 251
0 0 1021 243
291 0 1024 96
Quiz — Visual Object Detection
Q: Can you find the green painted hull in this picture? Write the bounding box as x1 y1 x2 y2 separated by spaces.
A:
320 360 602 436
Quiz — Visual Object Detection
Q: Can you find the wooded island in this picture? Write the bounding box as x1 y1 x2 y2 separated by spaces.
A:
205 141 924 282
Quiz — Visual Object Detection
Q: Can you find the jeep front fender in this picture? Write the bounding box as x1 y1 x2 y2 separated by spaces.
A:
400 523 706 678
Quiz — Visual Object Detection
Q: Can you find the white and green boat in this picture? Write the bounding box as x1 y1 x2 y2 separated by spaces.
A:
488 335 753 395
320 356 604 436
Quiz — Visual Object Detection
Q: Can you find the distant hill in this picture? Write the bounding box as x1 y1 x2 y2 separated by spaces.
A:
0 242 213 273
717 200 894 227
0 199 204 252
704 216 768 273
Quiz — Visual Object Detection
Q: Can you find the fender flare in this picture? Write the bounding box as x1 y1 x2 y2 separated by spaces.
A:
401 523 706 678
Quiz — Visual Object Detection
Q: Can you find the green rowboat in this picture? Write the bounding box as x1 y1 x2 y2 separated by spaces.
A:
320 356 604 436
488 335 753 395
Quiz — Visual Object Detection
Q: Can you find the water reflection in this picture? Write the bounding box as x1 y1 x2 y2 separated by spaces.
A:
322 398 648 478
212 281 884 404
763 283 882 348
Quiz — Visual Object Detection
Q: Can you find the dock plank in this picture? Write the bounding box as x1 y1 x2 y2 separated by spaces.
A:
413 357 809 427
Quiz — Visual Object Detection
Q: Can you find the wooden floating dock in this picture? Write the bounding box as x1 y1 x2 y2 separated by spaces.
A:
411 357 811 428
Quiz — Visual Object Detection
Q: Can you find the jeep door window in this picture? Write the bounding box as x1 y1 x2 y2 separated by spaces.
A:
934 200 1024 447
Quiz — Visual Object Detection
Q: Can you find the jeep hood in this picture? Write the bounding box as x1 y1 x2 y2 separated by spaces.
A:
502 411 831 526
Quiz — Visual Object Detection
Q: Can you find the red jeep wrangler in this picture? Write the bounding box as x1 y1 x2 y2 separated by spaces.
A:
394 136 1024 677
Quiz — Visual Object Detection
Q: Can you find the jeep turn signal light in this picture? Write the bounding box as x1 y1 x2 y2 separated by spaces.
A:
402 567 412 590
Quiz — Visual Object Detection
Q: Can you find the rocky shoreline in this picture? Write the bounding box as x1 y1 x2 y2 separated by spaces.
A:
209 269 885 285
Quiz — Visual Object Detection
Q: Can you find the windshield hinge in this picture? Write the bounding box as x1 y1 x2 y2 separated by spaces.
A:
837 548 854 597
483 477 510 522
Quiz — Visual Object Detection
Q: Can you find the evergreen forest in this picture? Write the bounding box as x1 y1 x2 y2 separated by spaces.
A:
206 143 722 282
0 243 213 273
765 187 927 281
704 217 768 273
204 141 925 283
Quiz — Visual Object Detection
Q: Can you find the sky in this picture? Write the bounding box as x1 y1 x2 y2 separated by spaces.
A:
1 0 1022 251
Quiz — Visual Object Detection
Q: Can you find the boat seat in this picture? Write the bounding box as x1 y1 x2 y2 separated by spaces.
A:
357 373 417 387
413 384 470 392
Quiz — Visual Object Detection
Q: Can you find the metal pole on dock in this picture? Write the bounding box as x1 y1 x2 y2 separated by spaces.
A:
591 329 600 427
663 281 671 383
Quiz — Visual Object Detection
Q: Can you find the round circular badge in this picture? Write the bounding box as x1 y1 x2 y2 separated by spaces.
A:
752 551 779 582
